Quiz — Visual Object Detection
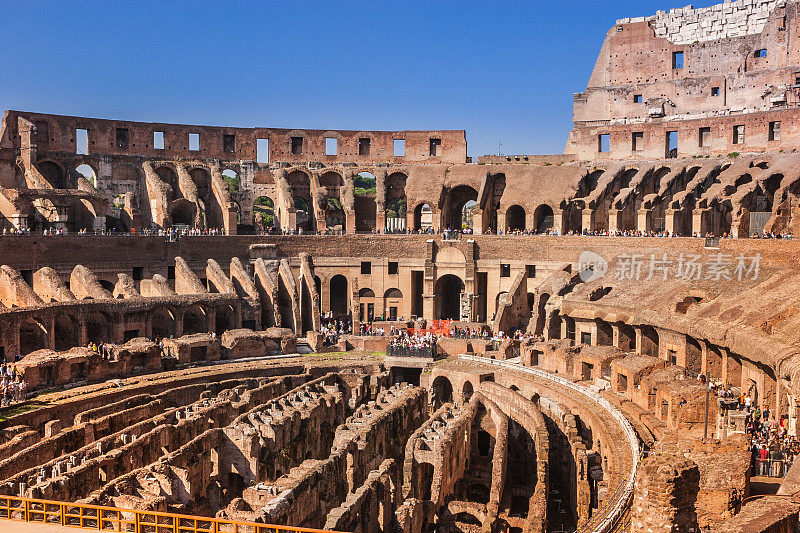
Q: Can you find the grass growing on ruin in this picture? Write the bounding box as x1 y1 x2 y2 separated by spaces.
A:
0 400 49 422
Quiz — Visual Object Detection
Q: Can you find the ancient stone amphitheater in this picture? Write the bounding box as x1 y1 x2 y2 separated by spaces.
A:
2 0 800 532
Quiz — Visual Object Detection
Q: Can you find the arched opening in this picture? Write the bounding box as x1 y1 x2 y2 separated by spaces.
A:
640 325 659 356
417 462 434 501
86 313 110 344
155 166 179 196
215 305 236 336
359 288 376 323
354 171 377 232
287 170 313 231
170 199 196 227
686 336 702 374
431 375 453 409
462 381 474 403
330 275 348 319
413 203 433 231
38 161 67 189
151 307 176 339
320 171 345 230
54 315 79 351
221 169 239 193
20 318 47 354
385 172 407 232
506 205 526 232
383 288 403 321
444 186 479 230
435 275 464 320
75 164 97 187
253 197 275 232
596 319 613 346
482 174 506 232
183 305 208 335
533 204 554 233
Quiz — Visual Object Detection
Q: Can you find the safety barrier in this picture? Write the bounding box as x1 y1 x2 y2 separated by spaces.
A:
0 494 339 533
459 355 641 533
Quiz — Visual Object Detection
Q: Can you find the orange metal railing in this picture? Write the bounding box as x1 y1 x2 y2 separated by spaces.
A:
0 494 339 533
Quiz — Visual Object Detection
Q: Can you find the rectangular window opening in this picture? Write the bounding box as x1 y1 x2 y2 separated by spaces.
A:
132 267 144 281
115 128 129 150
672 51 684 69
153 131 165 150
699 127 711 148
361 261 371 275
755 49 767 58
358 137 371 156
500 264 511 278
76 129 88 155
632 132 644 152
291 136 303 155
666 131 678 158
325 137 338 156
598 134 610 153
526 265 536 278
393 139 405 156
733 125 745 145
633 94 643 103
711 87 720 96
188 133 200 151
429 138 442 157
388 261 399 275
770 121 781 141
223 134 235 154
256 138 269 163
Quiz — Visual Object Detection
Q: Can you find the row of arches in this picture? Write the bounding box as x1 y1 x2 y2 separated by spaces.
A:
14 303 239 356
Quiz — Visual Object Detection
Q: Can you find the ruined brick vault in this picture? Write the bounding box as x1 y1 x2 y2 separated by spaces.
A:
5 0 800 532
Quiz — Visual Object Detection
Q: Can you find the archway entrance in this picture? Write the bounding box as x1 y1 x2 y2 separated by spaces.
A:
444 186 478 230
435 274 464 320
253 197 275 232
330 275 348 319
431 375 453 409
413 203 433 231
533 204 554 233
506 205 526 232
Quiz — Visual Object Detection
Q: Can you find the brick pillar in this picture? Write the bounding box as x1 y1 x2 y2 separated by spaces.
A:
664 208 677 236
631 454 699 533
608 209 621 233
637 208 651 233
582 208 594 233
692 208 707 236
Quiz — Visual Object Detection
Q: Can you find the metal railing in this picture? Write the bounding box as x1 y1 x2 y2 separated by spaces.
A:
458 355 641 533
0 494 339 533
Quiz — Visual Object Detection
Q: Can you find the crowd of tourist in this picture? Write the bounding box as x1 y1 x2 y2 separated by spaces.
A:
750 413 798 477
0 363 25 406
388 330 438 351
87 341 115 361
318 315 352 346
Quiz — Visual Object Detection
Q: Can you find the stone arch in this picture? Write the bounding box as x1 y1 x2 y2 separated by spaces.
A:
319 171 345 230
533 204 555 233
75 164 97 187
221 169 239 193
505 204 526 232
359 288 376 322
20 317 47 354
215 304 236 336
384 288 403 321
640 325 659 356
413 203 433 231
38 160 68 189
54 314 79 351
431 375 453 409
170 198 196 227
354 171 377 232
151 307 176 339
183 305 208 335
444 185 478 230
330 275 349 319
86 312 110 344
434 274 464 320
287 170 313 231
155 166 179 195
462 380 474 403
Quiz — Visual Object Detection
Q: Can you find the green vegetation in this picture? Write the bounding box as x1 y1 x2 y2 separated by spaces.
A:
253 196 274 227
386 198 407 219
354 172 376 195
727 152 740 158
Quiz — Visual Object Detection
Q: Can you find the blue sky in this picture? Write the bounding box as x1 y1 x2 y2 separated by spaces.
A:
0 0 720 157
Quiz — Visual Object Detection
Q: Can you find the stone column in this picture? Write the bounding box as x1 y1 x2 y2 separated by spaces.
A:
582 208 594 233
699 339 709 376
611 323 621 349
692 208 707 236
634 326 643 355
664 208 677 236
637 208 651 233
607 209 621 233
